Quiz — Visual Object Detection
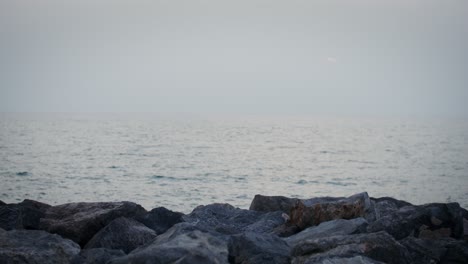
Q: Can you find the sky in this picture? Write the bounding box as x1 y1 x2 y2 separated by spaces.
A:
1 0 467 116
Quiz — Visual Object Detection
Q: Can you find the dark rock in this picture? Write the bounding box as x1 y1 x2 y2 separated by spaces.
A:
371 197 413 220
306 256 385 264
289 192 374 230
109 224 229 264
0 199 51 230
285 218 368 248
291 231 412 264
70 248 125 264
84 217 157 253
464 218 468 241
39 201 147 247
182 203 286 235
138 206 184 234
228 232 291 264
400 236 468 264
0 229 80 264
0 200 5 206
367 202 464 240
249 195 300 213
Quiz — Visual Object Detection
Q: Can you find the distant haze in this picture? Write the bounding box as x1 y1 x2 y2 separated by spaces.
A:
1 0 467 116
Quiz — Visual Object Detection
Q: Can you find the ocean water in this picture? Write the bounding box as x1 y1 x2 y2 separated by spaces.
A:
1 113 467 213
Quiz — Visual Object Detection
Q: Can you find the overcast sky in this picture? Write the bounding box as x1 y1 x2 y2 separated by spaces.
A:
1 0 467 116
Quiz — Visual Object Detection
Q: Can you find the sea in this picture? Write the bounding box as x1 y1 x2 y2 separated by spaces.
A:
1 113 467 213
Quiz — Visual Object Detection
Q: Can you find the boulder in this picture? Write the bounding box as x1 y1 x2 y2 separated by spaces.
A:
400 236 468 264
0 199 51 230
367 203 464 240
0 229 80 264
108 225 229 264
138 206 184 234
305 256 384 264
249 195 300 213
70 248 125 264
371 197 413 220
182 203 286 235
228 232 291 264
289 192 374 230
39 201 147 247
285 218 368 248
84 217 157 253
291 231 412 264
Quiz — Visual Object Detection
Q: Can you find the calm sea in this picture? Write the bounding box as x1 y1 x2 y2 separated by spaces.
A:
1 113 467 213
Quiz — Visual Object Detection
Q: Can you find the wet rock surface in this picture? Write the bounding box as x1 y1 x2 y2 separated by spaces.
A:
0 229 80 264
138 206 184 234
1 192 467 263
84 217 157 253
228 232 291 264
39 201 147 246
0 199 51 230
109 225 229 264
70 248 126 264
182 203 286 235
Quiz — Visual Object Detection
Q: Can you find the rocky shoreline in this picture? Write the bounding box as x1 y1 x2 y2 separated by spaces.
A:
1 192 467 263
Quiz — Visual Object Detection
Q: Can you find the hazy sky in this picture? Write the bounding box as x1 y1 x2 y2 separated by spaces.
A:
1 0 467 116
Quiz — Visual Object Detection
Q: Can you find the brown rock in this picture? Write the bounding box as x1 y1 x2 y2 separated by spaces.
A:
289 193 370 230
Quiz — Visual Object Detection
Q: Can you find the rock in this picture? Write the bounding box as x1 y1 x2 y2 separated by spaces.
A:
182 203 286 235
291 231 412 264
464 219 468 241
84 217 157 253
289 192 374 230
138 206 184 234
307 256 385 264
0 200 6 206
109 225 229 264
367 202 464 240
0 229 80 264
285 218 368 248
0 199 51 230
228 232 291 264
249 195 300 213
70 248 125 264
400 236 468 264
371 197 413 220
39 201 147 247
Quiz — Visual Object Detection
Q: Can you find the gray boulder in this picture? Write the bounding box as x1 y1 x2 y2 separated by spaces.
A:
249 195 300 213
0 229 80 264
138 206 184 234
289 192 374 230
306 256 384 264
109 224 229 264
371 197 413 220
182 203 286 235
401 236 468 264
84 217 157 253
228 232 291 264
0 199 51 230
367 202 464 240
39 201 147 247
285 218 368 248
70 248 125 264
291 231 412 264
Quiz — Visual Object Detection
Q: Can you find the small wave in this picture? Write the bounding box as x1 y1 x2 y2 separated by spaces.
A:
16 172 29 176
297 179 307 185
108 165 119 169
325 181 357 186
149 175 192 181
150 175 173 180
